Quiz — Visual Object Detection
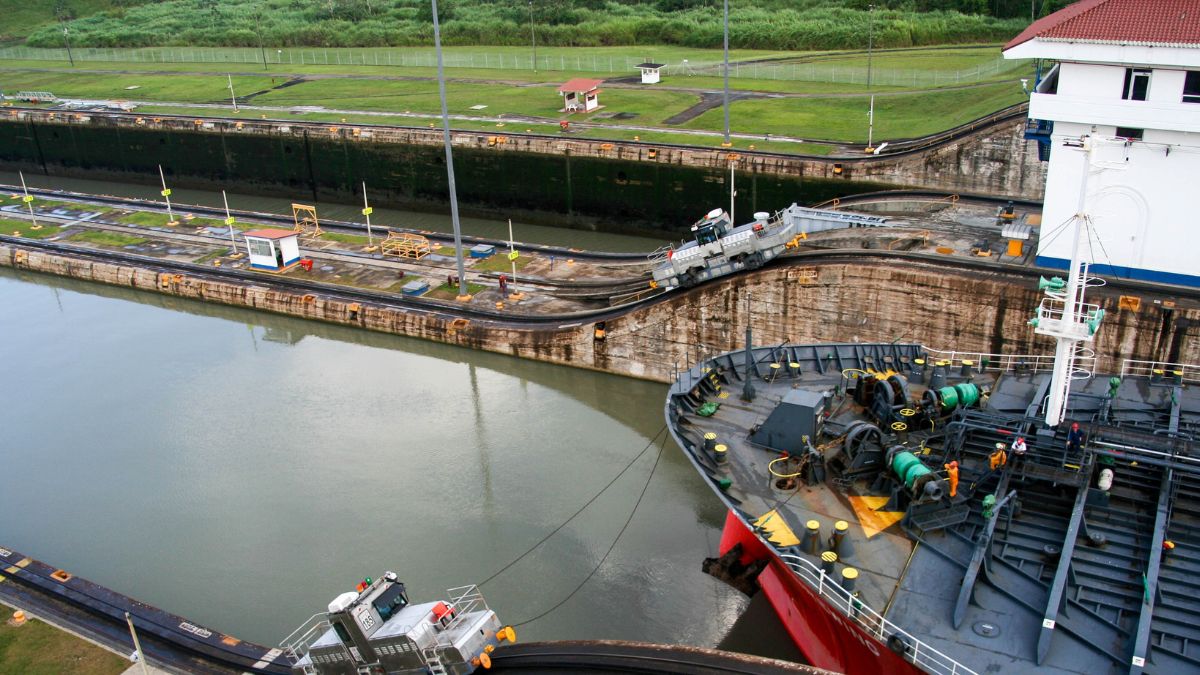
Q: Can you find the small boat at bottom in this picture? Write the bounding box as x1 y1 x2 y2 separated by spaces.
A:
283 574 516 675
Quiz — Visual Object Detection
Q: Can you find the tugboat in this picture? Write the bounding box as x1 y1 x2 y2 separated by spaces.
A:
283 573 516 674
665 137 1200 674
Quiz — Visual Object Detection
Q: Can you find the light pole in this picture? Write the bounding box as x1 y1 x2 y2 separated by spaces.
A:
722 0 731 147
866 4 876 152
432 0 469 300
61 25 74 67
228 74 239 112
529 1 537 73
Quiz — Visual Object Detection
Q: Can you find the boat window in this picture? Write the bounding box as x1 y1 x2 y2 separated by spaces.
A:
1184 72 1200 103
372 584 409 621
332 620 354 645
696 225 717 245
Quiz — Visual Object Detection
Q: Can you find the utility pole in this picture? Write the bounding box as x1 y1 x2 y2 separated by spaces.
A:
125 612 150 675
361 181 375 249
722 0 731 146
529 1 537 73
222 190 238 253
228 74 239 112
432 0 470 300
158 165 177 225
506 218 523 300
19 171 39 230
866 4 875 152
729 160 736 225
61 25 74 67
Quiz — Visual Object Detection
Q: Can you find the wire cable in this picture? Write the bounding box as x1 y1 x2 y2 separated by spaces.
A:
478 425 666 589
512 429 669 627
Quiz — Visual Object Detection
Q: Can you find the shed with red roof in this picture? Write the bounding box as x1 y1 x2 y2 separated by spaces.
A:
558 78 604 113
243 228 302 272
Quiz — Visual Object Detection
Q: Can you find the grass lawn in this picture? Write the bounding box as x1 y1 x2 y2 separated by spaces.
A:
0 70 277 104
0 604 128 675
320 231 372 246
426 281 488 300
472 254 533 274
113 210 222 228
0 218 60 238
194 247 230 264
69 230 147 247
682 81 1025 143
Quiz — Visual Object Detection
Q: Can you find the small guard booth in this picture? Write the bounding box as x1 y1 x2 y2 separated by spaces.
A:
558 78 604 113
243 228 301 272
635 62 665 84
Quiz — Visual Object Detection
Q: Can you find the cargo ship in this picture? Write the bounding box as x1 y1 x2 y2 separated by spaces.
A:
664 138 1200 674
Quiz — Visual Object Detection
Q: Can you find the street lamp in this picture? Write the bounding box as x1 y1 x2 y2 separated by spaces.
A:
432 0 470 300
722 0 730 146
866 4 876 153
61 25 74 67
529 1 537 73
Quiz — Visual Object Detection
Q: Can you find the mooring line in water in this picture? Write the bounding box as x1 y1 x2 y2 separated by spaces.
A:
478 425 667 590
511 429 669 627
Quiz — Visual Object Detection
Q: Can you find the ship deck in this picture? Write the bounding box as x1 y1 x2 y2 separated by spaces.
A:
667 343 1200 674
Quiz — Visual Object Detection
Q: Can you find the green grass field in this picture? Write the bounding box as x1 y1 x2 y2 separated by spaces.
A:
0 604 127 675
69 230 147 247
0 218 60 238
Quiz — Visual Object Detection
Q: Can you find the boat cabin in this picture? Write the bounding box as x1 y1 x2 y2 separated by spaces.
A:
691 208 732 245
243 229 301 272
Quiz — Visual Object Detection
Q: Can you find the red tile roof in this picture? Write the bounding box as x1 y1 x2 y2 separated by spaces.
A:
243 228 298 239
1005 0 1200 50
557 78 604 93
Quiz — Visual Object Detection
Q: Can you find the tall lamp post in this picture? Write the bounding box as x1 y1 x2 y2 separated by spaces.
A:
866 4 876 153
722 0 731 147
62 25 75 67
432 0 470 300
529 1 537 73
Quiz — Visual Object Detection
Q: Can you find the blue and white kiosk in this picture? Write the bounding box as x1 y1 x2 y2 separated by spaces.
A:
243 228 301 272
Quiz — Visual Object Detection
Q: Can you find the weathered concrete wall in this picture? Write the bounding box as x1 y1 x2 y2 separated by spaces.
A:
5 243 1192 383
0 109 1043 236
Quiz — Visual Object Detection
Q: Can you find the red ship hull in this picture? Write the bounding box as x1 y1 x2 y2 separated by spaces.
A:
719 510 923 675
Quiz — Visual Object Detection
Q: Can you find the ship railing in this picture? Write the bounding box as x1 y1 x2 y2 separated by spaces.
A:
778 554 979 675
1120 359 1200 385
280 612 333 663
922 348 1096 377
441 585 488 632
648 245 672 264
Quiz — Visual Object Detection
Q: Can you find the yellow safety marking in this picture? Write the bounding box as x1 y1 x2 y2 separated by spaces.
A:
718 392 729 399
754 510 801 547
849 495 905 539
14 558 29 568
0 574 6 583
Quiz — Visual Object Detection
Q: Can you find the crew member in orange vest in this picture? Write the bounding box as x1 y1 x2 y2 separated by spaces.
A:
990 442 1008 471
944 460 959 498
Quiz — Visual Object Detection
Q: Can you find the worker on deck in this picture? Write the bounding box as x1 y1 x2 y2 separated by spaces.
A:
1012 436 1027 468
944 460 959 498
1067 422 1086 457
989 443 1008 471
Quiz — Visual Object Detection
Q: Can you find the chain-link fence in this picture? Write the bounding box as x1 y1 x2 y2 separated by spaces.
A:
0 45 1028 87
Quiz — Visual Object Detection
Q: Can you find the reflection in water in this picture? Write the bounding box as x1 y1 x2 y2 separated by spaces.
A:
0 268 753 653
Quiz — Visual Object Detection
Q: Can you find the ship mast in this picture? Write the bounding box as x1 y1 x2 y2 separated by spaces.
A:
1032 136 1106 428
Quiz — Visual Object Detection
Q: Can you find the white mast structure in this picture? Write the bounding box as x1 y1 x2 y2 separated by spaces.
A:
1031 136 1109 428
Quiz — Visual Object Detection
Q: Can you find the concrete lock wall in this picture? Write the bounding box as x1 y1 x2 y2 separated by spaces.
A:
0 111 1044 235
4 243 1193 384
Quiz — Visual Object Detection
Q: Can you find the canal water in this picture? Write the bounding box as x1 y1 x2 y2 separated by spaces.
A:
0 266 757 652
0 171 675 253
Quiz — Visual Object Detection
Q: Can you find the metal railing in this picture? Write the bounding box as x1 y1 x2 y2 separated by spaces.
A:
922 348 1097 377
778 554 978 675
280 612 331 664
1121 359 1200 385
441 585 487 633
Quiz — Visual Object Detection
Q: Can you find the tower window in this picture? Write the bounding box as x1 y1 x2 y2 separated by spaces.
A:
1184 71 1200 103
1123 68 1151 101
